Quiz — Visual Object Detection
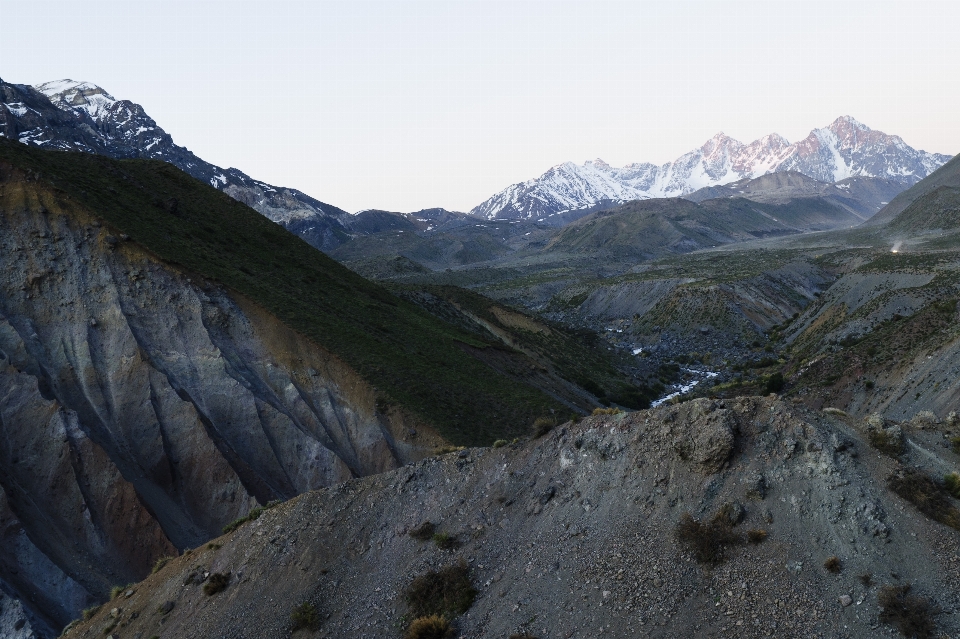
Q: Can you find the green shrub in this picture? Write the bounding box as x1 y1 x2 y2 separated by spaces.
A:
82 605 101 621
409 521 436 541
869 429 904 457
952 437 960 455
151 555 174 574
290 602 320 632
591 407 623 416
532 416 556 438
878 584 936 638
945 472 960 499
492 439 508 448
405 615 453 639
203 572 230 596
221 500 283 534
888 469 960 531
405 562 476 619
432 533 459 550
222 517 248 534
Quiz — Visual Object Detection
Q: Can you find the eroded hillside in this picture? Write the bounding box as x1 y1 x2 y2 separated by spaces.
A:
0 163 439 635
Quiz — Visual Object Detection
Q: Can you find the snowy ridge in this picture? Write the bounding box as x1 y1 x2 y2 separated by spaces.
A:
1 78 353 250
472 117 952 220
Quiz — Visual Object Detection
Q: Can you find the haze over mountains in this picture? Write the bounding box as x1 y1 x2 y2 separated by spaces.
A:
472 117 950 221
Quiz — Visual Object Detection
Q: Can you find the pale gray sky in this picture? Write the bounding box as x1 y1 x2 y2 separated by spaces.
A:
3 0 958 212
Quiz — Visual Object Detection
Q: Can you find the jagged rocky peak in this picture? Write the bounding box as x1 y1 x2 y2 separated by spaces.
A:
472 116 952 220
36 79 117 118
0 76 355 251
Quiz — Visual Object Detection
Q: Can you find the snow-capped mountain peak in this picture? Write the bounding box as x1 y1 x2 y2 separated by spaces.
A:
471 118 952 220
36 79 118 121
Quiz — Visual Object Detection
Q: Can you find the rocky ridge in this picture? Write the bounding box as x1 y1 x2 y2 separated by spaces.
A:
0 78 354 251
60 397 960 639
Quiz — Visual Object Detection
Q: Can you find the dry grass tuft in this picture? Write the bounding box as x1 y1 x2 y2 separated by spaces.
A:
823 556 842 573
151 556 174 574
746 529 767 544
878 584 937 638
674 509 743 565
203 572 230 596
405 562 476 619
405 615 453 639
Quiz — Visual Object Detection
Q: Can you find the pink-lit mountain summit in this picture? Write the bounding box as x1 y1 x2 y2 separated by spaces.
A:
472 117 951 220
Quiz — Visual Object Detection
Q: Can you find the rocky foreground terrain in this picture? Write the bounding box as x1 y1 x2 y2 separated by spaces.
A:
58 397 960 639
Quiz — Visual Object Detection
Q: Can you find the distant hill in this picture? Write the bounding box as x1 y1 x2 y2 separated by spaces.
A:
685 170 906 220
542 196 862 262
867 153 960 226
884 185 960 235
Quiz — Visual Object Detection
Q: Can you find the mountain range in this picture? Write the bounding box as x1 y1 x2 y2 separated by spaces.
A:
472 117 951 221
0 78 354 250
3 77 954 248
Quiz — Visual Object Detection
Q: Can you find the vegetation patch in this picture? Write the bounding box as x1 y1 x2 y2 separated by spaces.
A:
532 416 557 438
409 521 436 541
151 556 174 574
405 615 453 639
404 563 476 619
290 602 320 632
887 469 960 531
432 532 459 550
222 500 281 534
746 529 767 544
591 407 624 416
823 556 842 573
203 572 231 596
945 472 960 499
764 372 784 394
869 428 905 457
82 605 101 621
0 139 566 445
674 508 743 565
878 584 937 638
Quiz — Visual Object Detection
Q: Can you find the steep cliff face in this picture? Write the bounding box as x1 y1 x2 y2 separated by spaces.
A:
0 170 429 632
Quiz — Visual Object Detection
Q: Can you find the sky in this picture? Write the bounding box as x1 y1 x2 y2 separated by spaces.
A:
3 0 959 213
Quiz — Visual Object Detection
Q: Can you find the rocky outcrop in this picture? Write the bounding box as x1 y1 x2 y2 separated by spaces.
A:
0 172 431 631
